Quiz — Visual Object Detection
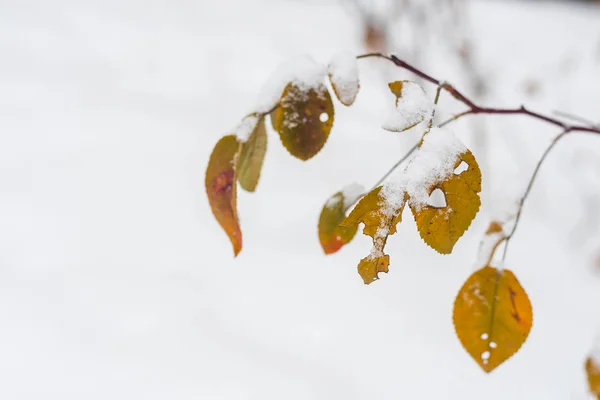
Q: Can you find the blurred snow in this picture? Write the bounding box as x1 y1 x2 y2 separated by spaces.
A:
0 0 599 399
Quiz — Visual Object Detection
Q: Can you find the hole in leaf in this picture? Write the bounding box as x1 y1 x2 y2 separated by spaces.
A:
427 188 447 208
481 351 490 360
454 161 468 175
320 112 329 122
490 342 497 349
480 333 489 340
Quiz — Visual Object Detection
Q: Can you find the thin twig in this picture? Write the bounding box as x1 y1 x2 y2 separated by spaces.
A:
501 128 572 261
371 143 419 189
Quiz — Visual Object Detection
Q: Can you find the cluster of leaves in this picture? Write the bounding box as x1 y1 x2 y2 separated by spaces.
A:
205 53 596 380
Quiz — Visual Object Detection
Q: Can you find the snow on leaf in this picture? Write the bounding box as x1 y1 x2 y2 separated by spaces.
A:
271 82 334 161
205 135 242 256
318 185 364 255
382 80 434 133
453 266 533 373
328 51 360 106
586 356 600 399
406 128 481 254
340 186 406 284
237 116 267 192
255 55 327 113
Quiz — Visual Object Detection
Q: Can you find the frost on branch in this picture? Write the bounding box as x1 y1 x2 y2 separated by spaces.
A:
206 135 242 256
382 81 434 133
585 340 600 399
404 128 482 254
453 266 532 373
237 116 267 192
318 183 364 255
340 186 406 284
328 51 360 106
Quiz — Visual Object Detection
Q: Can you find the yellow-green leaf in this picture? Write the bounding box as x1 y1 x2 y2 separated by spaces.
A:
237 117 267 192
340 186 406 284
318 191 361 255
453 266 533 373
586 356 600 399
410 150 482 254
205 135 242 256
271 83 334 161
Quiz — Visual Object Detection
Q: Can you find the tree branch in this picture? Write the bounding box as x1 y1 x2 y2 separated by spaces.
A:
357 52 600 135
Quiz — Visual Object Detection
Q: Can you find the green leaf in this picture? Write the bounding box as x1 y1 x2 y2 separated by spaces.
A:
237 117 267 192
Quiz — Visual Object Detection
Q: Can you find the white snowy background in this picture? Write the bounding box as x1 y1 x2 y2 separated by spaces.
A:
1 0 600 398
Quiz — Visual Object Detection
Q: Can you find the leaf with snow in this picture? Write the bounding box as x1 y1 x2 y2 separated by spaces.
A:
328 51 360 106
405 128 482 254
318 183 364 255
237 116 267 192
382 81 434 133
586 355 600 399
255 55 327 114
271 83 334 161
453 266 533 373
340 185 406 284
206 135 242 256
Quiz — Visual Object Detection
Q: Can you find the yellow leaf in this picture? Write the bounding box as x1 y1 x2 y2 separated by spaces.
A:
410 150 482 254
357 254 389 285
237 117 267 192
453 266 533 373
318 190 362 255
205 135 242 256
586 356 600 399
340 186 406 284
271 83 334 161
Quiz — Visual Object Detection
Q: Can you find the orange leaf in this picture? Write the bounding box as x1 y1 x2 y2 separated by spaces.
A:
453 266 533 373
410 150 482 254
318 189 362 255
340 186 406 284
205 135 242 256
586 356 600 399
271 83 334 160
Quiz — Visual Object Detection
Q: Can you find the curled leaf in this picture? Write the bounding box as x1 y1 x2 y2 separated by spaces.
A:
237 117 267 192
341 186 406 284
453 266 533 373
318 184 364 255
586 356 600 399
382 80 433 133
328 51 360 106
271 83 334 161
205 135 242 256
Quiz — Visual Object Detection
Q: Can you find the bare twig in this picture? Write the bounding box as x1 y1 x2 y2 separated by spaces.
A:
500 128 572 261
